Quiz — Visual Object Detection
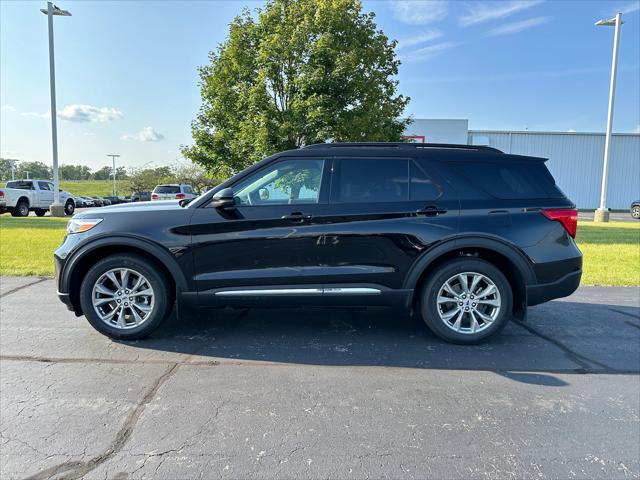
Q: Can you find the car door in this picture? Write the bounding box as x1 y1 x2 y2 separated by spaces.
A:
37 181 54 207
190 157 331 297
308 155 459 290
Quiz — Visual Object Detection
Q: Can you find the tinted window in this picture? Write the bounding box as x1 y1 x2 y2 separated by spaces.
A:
451 161 563 199
38 181 51 191
335 159 408 203
233 159 325 206
5 181 33 190
155 185 180 194
410 159 442 201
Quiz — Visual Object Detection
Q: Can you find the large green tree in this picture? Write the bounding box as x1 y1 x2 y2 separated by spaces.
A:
183 0 410 176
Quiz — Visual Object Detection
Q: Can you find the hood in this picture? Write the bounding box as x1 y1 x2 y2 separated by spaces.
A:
76 200 184 217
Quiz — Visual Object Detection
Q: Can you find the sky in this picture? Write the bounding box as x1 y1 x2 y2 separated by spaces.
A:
1 0 639 170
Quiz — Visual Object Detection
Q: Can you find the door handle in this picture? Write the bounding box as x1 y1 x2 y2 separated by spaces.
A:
281 212 313 222
416 205 447 216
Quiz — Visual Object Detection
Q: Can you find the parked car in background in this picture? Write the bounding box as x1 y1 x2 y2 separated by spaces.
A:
74 197 88 208
0 179 75 216
81 197 96 208
100 197 112 206
131 191 152 202
55 142 582 344
631 200 640 220
151 184 197 201
91 197 105 207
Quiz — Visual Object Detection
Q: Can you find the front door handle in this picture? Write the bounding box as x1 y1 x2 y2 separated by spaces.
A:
281 212 313 222
416 205 447 216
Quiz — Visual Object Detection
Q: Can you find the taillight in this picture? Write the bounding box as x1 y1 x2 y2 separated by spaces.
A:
0 191 4 198
151 193 158 200
541 208 578 238
175 193 186 199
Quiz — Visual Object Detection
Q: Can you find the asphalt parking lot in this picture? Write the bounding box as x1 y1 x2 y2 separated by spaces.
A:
1 277 639 479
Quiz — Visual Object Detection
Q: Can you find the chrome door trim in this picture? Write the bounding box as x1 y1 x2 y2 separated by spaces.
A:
214 287 381 297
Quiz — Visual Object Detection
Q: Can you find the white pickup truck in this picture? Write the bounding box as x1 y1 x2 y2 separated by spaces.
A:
0 180 76 217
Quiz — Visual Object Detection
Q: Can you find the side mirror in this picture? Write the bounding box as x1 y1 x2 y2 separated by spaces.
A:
211 187 235 209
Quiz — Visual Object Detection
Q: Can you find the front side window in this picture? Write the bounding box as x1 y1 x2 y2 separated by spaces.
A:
233 159 325 206
334 159 408 203
38 181 51 191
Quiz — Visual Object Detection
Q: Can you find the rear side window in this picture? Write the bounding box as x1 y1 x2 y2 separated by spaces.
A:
451 161 563 199
6 181 33 190
334 159 408 203
155 185 180 194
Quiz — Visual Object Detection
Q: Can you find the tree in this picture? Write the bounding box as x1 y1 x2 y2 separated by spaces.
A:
173 163 222 192
15 161 51 180
126 166 174 194
0 158 19 181
59 164 92 181
182 0 410 177
93 166 112 181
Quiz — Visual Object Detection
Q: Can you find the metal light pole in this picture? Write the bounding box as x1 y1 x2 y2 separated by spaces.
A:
107 154 120 196
594 13 623 223
40 2 71 217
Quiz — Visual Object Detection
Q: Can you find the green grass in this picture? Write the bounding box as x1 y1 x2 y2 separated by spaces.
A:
59 180 128 197
0 216 638 286
575 222 640 286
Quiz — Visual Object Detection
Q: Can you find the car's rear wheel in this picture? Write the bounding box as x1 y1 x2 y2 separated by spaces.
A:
11 200 29 217
420 258 512 344
64 200 75 216
79 254 172 340
632 206 640 220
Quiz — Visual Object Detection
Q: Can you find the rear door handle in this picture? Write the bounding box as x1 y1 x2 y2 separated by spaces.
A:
281 212 313 222
416 205 447 216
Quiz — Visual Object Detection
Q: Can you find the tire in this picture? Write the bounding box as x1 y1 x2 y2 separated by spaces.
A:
79 254 173 340
11 200 29 217
420 258 513 344
35 209 47 217
64 200 75 216
632 206 640 220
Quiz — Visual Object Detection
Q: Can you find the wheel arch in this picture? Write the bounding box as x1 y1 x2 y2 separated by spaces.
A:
16 196 30 207
404 236 536 318
61 236 188 315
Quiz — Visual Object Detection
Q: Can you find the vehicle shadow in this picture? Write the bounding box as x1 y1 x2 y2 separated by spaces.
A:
119 298 640 385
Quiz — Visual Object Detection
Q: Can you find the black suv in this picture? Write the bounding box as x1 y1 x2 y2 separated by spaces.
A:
55 143 582 344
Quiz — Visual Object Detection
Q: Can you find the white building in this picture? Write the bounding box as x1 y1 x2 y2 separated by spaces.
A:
403 119 640 210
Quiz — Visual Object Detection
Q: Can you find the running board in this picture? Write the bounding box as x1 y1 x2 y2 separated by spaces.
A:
214 287 381 297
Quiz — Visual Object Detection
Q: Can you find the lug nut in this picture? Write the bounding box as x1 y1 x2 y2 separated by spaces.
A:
124 302 128 306
125 290 129 294
117 299 121 303
458 302 463 306
472 303 477 307
462 294 466 299
464 307 469 311
129 297 133 301
470 295 475 299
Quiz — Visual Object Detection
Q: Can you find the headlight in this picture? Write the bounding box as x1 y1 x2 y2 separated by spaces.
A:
66 218 103 234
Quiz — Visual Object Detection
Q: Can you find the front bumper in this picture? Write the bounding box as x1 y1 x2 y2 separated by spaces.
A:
526 269 582 306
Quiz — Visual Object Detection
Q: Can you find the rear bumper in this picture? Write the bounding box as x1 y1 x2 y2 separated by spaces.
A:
526 269 582 306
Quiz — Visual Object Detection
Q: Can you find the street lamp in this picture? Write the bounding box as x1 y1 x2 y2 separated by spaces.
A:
40 2 71 217
594 13 623 223
107 154 120 196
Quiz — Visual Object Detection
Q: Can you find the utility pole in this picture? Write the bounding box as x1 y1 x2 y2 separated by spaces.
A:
594 12 623 222
40 2 71 216
107 154 120 196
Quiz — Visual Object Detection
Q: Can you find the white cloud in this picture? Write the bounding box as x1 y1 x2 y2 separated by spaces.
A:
635 124 640 134
1 105 16 112
487 16 551 36
396 30 443 50
567 129 577 133
459 0 544 27
389 0 448 25
402 41 461 62
616 1 640 15
21 110 50 119
58 104 123 123
123 126 165 142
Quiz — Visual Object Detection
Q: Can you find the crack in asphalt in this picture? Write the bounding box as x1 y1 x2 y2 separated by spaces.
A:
608 308 640 321
0 277 50 298
513 320 615 372
24 363 181 480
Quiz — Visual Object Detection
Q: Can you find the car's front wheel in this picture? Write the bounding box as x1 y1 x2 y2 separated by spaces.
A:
79 254 172 340
632 205 640 220
420 258 512 344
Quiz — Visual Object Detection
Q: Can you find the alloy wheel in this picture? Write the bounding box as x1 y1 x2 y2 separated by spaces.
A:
436 272 501 334
91 268 155 329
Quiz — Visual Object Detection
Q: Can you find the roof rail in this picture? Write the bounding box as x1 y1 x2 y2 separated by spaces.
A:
303 142 503 153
